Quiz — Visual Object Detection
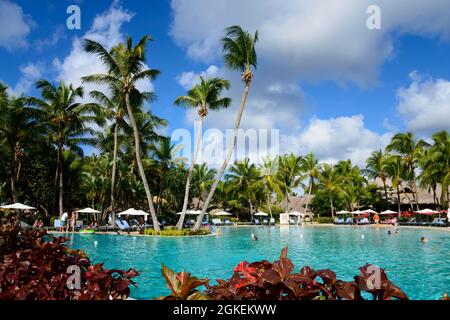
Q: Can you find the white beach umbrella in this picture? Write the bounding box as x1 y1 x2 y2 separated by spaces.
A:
213 211 231 216
0 202 36 210
351 210 364 215
254 211 269 216
175 209 205 215
118 208 149 221
380 210 397 215
416 208 436 214
76 207 101 213
362 209 378 214
336 210 350 215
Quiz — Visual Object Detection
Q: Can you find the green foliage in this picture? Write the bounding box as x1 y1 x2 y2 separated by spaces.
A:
143 227 210 236
316 216 334 224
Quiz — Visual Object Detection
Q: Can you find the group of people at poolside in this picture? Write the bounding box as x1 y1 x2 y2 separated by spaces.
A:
58 210 98 232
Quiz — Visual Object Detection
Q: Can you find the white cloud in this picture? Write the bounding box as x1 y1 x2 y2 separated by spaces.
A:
0 0 34 50
10 62 43 96
54 1 153 102
176 65 219 90
281 115 392 167
170 0 450 86
396 71 450 133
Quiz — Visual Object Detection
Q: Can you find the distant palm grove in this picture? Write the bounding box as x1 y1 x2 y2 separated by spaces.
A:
0 26 449 231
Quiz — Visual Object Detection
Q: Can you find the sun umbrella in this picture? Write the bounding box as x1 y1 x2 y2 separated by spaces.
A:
289 211 302 216
351 210 364 215
175 210 205 215
254 211 269 216
336 210 350 215
118 208 149 221
362 209 378 214
416 208 436 215
380 210 397 215
76 207 100 213
0 203 36 210
213 211 231 216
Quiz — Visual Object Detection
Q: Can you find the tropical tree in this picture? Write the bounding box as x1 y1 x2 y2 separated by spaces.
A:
258 157 286 219
299 153 321 219
318 164 341 220
174 77 231 229
385 155 406 217
226 158 260 221
193 25 259 231
386 132 427 211
279 154 304 212
83 36 162 231
191 163 217 210
28 80 100 216
364 150 391 203
0 93 42 202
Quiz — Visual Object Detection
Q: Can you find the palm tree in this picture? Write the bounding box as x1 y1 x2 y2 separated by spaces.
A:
279 154 304 212
226 158 260 221
150 137 184 215
299 153 320 221
191 163 217 210
385 155 405 217
174 77 230 229
83 36 162 231
0 93 42 202
427 131 450 208
364 150 390 203
258 157 286 219
386 132 428 211
318 164 341 220
28 80 99 216
193 25 258 231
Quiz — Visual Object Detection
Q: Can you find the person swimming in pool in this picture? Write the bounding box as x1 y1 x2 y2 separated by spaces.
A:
251 233 258 241
420 236 429 243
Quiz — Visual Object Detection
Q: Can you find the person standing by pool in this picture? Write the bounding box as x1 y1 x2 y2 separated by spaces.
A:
70 210 77 232
373 213 380 224
60 211 68 232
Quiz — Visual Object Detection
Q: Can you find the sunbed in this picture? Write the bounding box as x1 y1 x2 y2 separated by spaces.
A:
431 218 447 227
116 219 132 232
263 219 269 225
224 219 233 226
289 218 296 224
212 218 222 226
345 217 353 225
270 218 275 225
337 218 344 225
357 218 370 225
254 218 260 225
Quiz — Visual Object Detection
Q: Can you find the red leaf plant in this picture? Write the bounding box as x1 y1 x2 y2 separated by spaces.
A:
160 247 408 300
0 218 139 300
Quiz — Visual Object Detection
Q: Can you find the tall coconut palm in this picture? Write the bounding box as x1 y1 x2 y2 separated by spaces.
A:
0 93 42 202
28 80 100 216
364 150 390 204
174 77 230 229
386 132 428 211
193 25 258 231
318 164 341 220
191 163 217 210
82 36 162 231
428 131 450 208
299 153 320 222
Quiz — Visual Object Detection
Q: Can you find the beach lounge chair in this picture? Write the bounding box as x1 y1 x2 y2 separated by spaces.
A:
263 219 269 225
381 217 397 225
75 220 84 230
270 218 275 225
345 217 353 225
254 218 260 225
357 218 370 225
53 219 62 230
116 219 132 231
289 218 296 224
212 218 222 226
337 218 344 225
431 218 447 227
223 218 233 226
404 217 416 226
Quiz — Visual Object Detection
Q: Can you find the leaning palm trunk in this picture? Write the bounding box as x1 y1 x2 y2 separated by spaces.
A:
125 93 160 231
329 193 335 221
110 121 119 225
193 83 250 231
176 115 203 229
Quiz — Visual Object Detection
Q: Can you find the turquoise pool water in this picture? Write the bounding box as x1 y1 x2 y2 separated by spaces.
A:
59 226 450 300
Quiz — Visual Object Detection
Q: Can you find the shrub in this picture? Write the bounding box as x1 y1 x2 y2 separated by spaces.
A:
316 216 334 224
0 217 139 300
143 227 210 236
159 247 408 300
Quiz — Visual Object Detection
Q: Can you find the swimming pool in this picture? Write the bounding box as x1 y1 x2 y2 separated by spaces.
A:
59 226 450 300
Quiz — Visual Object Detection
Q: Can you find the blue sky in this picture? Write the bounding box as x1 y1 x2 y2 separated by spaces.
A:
1 0 450 166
